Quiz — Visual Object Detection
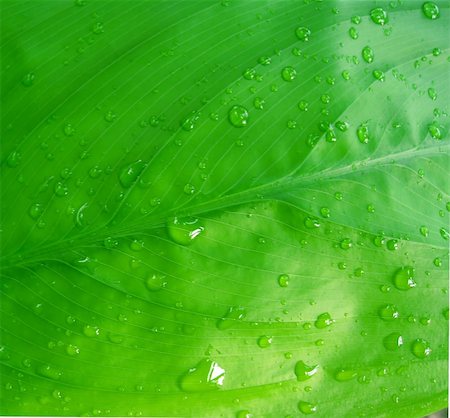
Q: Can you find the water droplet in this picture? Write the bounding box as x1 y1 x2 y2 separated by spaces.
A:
295 27 311 41
257 335 273 348
298 401 317 415
335 369 357 381
340 238 353 250
315 312 334 329
383 333 403 351
373 70 385 81
433 257 442 267
92 22 104 34
362 46 374 63
217 306 246 330
226 104 250 129
386 239 399 251
341 70 351 80
320 207 330 218
6 151 21 167
338 262 347 270
411 338 432 358
258 55 271 65
36 364 62 380
440 227 449 240
63 123 76 136
348 27 358 39
357 123 370 143
443 308 449 320
104 110 116 122
379 304 399 321
183 183 196 195
281 66 297 82
294 361 319 381
83 325 100 337
393 266 416 290
422 2 440 19
335 192 343 201
253 97 265 110
236 410 252 418
145 273 167 291
54 182 69 197
370 8 388 25
167 216 204 246
304 217 320 229
278 274 289 288
179 358 225 392
419 226 429 237
335 121 348 132
22 72 35 87
66 344 80 356
119 160 147 188
28 203 43 220
181 111 201 131
428 123 442 139
428 87 437 100
243 68 256 80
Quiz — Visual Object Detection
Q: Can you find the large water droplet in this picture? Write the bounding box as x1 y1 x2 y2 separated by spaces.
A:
167 216 204 246
362 46 374 63
118 160 147 188
281 66 297 81
298 401 317 415
295 361 319 381
370 8 388 25
228 105 249 127
411 338 432 358
383 333 403 351
315 312 334 329
179 358 225 392
393 266 416 290
295 27 311 41
217 306 246 330
257 335 273 348
422 2 440 19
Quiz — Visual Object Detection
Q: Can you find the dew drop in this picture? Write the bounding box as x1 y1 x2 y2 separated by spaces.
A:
54 182 69 197
66 344 80 356
315 312 334 329
298 401 317 415
348 27 358 39
440 227 449 240
428 87 437 100
304 217 320 229
145 273 167 291
433 257 442 267
278 274 289 288
118 160 147 188
167 216 204 246
6 151 21 167
179 358 225 392
428 123 442 139
356 123 370 143
383 333 403 351
373 70 385 81
183 183 196 195
335 120 348 132
63 123 76 136
419 226 429 237
422 2 440 19
83 325 100 337
281 66 297 82
370 8 388 25
294 361 319 381
340 238 353 250
29 203 43 220
386 239 399 251
22 72 35 87
393 266 416 290
228 105 249 128
379 304 399 321
236 410 252 418
36 364 62 380
295 27 311 41
253 97 265 110
320 207 330 218
362 46 374 63
257 335 273 348
335 369 357 381
411 338 432 358
217 306 246 330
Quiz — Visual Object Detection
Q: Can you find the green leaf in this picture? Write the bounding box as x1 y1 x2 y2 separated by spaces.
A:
1 0 448 416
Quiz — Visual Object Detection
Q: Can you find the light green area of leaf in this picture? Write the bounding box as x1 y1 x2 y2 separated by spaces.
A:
0 0 449 416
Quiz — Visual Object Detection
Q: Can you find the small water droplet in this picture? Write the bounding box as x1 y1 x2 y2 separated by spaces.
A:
294 361 319 381
83 325 100 337
428 123 442 139
357 123 370 143
320 207 330 218
253 97 265 110
66 344 80 356
145 273 167 291
6 151 21 167
304 217 320 229
281 66 297 82
63 123 76 136
422 2 440 19
362 46 374 63
298 401 317 415
411 338 432 358
295 27 311 41
36 364 62 380
433 257 442 267
54 182 69 197
386 239 399 251
167 216 204 246
393 266 416 290
315 312 334 329
340 238 353 250
217 306 246 330
236 410 252 418
419 226 429 237
22 72 35 87
29 203 44 220
179 358 225 392
383 333 403 351
370 8 388 25
348 27 358 39
228 105 249 128
439 227 449 240
119 160 147 188
278 274 289 288
373 70 385 81
379 304 399 321
257 335 273 348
